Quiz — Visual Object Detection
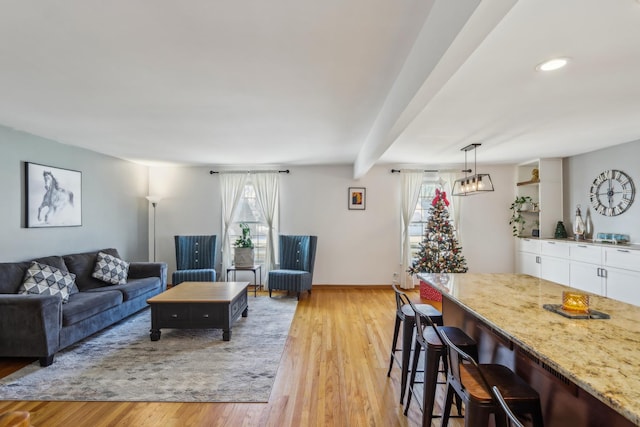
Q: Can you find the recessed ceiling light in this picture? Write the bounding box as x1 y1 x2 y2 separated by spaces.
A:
536 57 570 72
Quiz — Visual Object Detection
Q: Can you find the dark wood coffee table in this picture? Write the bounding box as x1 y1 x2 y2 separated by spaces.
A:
147 281 249 341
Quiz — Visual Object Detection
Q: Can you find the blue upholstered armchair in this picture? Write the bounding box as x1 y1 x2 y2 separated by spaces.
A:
172 235 217 286
268 235 318 300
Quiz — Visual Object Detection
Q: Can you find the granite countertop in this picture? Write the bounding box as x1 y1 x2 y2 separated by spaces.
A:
418 272 640 425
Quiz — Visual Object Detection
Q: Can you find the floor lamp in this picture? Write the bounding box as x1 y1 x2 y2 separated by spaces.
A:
146 196 162 262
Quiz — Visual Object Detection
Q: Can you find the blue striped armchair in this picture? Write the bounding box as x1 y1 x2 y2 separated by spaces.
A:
268 235 318 300
172 235 217 286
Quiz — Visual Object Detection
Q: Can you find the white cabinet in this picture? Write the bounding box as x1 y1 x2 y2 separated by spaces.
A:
516 238 541 277
603 248 640 306
515 238 640 306
569 244 604 295
518 251 541 277
539 240 570 285
569 260 604 295
605 268 640 306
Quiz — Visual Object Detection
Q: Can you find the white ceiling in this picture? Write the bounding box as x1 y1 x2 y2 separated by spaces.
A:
1 0 640 178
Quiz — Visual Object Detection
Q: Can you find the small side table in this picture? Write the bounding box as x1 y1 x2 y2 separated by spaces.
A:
226 265 262 297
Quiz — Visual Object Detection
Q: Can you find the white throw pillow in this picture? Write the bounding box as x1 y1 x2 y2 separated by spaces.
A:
19 261 77 303
92 251 130 285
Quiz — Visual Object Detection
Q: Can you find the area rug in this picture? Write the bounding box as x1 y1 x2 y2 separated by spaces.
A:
0 296 297 402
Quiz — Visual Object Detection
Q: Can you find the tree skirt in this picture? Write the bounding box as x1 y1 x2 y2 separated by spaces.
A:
0 296 297 402
420 280 442 302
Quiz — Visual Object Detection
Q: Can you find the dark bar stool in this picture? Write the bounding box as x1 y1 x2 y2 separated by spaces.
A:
492 386 526 427
387 281 443 404
404 299 478 426
440 330 544 427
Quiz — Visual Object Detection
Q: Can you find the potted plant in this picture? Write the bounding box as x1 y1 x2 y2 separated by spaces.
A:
509 196 533 237
233 223 255 267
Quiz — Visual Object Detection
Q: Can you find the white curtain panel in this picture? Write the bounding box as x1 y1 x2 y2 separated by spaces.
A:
219 173 249 280
252 172 279 288
400 170 424 289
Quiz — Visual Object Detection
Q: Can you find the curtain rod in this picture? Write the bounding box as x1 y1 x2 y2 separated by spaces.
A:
390 169 440 173
209 169 290 175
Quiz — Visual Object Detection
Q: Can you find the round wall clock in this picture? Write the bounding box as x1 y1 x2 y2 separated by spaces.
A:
589 169 635 216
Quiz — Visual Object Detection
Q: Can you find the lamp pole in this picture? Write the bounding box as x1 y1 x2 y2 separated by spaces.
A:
146 196 162 262
151 202 157 262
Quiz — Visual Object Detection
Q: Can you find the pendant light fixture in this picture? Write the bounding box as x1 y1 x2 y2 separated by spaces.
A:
451 143 494 196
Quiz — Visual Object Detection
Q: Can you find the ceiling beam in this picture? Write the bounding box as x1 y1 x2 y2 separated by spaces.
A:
352 0 517 179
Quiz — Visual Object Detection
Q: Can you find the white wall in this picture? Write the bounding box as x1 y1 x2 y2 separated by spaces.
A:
0 125 149 262
563 139 640 243
459 165 516 273
148 163 517 285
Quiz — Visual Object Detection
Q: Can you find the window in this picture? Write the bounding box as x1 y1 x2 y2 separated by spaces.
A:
228 182 271 265
408 179 440 261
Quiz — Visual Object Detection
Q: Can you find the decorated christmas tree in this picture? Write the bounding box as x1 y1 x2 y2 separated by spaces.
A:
409 189 468 274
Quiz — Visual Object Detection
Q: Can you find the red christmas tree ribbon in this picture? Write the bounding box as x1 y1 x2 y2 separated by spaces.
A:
432 189 450 207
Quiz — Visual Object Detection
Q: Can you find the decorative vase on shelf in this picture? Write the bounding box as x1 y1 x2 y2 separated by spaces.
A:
554 221 568 239
573 205 586 241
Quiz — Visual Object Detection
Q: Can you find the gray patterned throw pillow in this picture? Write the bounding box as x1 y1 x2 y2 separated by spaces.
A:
92 251 129 285
19 261 77 303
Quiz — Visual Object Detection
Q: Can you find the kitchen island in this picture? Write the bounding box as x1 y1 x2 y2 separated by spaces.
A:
418 273 640 427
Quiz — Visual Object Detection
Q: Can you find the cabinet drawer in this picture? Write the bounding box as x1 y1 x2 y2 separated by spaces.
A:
540 240 569 258
570 244 602 264
157 303 191 323
518 238 540 253
604 248 640 271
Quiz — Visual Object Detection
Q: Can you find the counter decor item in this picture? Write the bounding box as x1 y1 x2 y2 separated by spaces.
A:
562 291 589 313
554 221 567 239
542 290 610 319
542 303 610 320
573 205 586 240
595 233 630 245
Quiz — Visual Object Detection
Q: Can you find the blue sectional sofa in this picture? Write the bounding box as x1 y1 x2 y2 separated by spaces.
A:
0 248 167 366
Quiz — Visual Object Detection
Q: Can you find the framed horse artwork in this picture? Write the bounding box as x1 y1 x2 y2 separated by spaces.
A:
25 162 82 228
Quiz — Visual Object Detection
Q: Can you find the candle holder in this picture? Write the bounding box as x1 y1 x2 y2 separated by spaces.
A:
562 291 589 313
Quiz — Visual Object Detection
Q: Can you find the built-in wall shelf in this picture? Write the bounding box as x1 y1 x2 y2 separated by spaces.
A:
517 179 540 186
515 159 562 239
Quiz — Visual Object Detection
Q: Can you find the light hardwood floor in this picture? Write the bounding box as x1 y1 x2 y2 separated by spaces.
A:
0 287 463 427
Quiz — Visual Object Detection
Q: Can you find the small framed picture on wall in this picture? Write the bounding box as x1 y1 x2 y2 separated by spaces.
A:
348 187 366 210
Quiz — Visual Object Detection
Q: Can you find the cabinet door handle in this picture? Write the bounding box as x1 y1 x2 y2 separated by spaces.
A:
577 245 588 248
601 268 607 278
536 256 541 264
597 268 601 277
617 249 630 253
171 314 178 318
547 242 556 245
